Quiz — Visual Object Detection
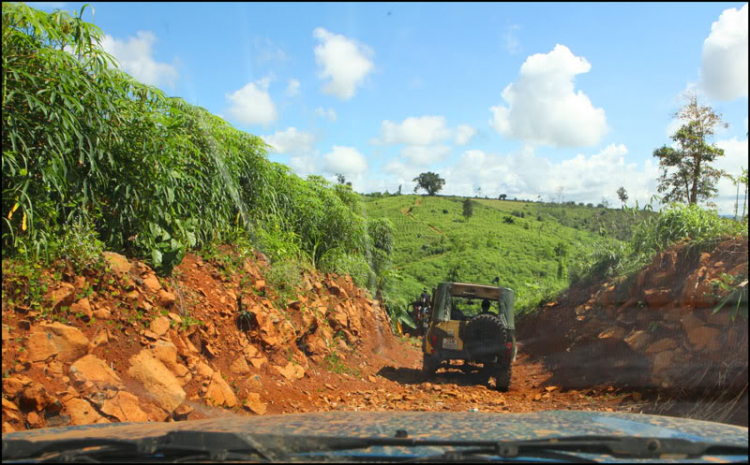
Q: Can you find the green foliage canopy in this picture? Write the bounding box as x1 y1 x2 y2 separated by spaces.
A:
462 198 474 221
413 172 445 196
1 3 382 283
653 94 726 206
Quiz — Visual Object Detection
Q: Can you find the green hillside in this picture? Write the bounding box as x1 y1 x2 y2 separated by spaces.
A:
473 198 655 241
362 195 609 309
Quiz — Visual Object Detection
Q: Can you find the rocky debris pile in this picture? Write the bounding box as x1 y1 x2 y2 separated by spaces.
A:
519 237 748 424
2 248 396 433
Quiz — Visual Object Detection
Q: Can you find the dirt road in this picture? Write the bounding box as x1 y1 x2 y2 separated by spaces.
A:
183 337 650 420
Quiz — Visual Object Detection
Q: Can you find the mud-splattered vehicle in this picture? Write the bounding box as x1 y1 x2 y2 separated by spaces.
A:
422 281 517 391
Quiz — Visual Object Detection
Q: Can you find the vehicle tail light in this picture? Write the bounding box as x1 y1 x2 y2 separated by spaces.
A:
431 335 437 345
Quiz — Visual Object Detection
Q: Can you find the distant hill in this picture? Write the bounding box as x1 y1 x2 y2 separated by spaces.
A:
361 194 656 310
362 195 604 309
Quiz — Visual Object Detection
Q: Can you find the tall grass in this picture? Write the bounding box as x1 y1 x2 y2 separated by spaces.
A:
2 3 383 286
569 203 747 287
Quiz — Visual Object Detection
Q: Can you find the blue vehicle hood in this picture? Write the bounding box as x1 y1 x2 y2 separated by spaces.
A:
4 410 747 462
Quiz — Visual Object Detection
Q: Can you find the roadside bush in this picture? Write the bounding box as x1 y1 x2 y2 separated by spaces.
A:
2 3 385 284
569 204 745 287
266 259 303 304
631 203 745 255
49 219 107 274
568 239 637 287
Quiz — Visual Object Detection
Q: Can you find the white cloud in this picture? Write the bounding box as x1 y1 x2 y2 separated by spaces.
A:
454 124 477 146
373 116 477 149
372 116 453 145
285 78 300 97
225 76 278 126
382 159 424 193
409 77 423 89
504 24 521 54
101 31 179 88
315 107 337 122
322 146 368 174
701 4 748 101
313 28 374 100
489 44 608 148
262 127 316 155
430 144 659 208
400 145 452 166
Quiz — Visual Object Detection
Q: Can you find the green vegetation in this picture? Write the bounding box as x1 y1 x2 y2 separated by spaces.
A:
324 351 360 378
653 93 727 206
362 194 606 309
413 172 445 196
462 198 474 222
474 197 656 241
3 4 746 333
1 3 393 308
569 203 747 288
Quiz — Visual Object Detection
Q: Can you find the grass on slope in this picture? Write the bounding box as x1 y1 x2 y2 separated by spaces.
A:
363 195 604 310
472 198 655 241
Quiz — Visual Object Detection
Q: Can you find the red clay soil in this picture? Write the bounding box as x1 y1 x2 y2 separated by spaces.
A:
1 248 649 434
518 236 748 427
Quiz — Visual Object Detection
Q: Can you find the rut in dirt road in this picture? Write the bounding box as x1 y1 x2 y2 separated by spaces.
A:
335 340 649 415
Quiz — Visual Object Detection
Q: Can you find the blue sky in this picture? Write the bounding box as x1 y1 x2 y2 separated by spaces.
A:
29 2 749 213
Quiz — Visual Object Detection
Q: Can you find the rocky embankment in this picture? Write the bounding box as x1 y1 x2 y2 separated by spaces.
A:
519 236 748 426
2 250 401 432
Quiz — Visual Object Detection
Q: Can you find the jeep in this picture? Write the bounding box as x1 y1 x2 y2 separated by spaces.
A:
422 281 517 391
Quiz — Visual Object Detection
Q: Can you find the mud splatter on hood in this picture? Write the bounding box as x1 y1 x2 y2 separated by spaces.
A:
5 410 747 444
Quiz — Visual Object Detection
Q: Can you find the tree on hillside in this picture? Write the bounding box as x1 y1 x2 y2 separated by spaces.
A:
498 194 507 200
413 172 445 196
462 198 474 222
616 187 629 206
653 92 727 205
336 173 346 185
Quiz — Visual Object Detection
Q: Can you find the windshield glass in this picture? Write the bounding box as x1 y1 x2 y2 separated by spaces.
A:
2 1 748 462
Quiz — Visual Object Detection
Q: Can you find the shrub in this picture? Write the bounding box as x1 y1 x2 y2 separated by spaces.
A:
631 203 745 255
2 3 378 280
266 259 303 304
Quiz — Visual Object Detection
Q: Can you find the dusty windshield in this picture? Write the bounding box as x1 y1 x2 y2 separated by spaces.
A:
1 0 748 460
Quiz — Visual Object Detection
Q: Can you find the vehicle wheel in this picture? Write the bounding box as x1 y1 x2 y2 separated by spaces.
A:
464 313 506 357
493 362 512 392
422 354 439 377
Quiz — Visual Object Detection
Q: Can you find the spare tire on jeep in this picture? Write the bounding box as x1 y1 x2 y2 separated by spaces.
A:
463 313 507 360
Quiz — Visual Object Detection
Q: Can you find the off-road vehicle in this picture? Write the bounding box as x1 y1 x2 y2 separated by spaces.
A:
422 281 517 391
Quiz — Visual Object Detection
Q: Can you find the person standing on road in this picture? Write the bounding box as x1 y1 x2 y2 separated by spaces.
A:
420 289 430 306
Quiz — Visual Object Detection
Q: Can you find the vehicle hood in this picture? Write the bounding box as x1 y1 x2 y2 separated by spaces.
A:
4 410 747 445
